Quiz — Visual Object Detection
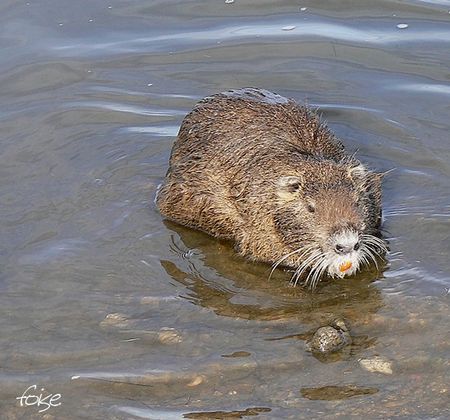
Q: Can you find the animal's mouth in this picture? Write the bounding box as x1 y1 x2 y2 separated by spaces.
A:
326 232 388 280
339 261 353 273
326 229 363 278
272 233 387 288
327 252 360 278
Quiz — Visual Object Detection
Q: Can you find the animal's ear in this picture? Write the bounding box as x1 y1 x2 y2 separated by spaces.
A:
276 175 303 200
347 163 367 180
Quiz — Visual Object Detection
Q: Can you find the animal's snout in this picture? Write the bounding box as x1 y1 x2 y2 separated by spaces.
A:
332 227 361 255
335 241 360 255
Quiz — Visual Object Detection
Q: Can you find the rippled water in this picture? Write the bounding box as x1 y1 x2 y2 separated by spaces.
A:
1 0 449 418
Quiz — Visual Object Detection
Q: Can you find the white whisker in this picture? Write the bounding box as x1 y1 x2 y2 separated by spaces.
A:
361 234 388 253
268 245 314 281
359 252 370 268
312 258 329 289
291 249 322 286
362 245 379 269
306 256 327 289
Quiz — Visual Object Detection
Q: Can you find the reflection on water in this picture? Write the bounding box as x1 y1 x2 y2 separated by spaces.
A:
161 221 385 324
1 0 449 418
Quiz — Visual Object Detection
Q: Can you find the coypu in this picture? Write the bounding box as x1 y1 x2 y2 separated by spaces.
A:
157 88 387 288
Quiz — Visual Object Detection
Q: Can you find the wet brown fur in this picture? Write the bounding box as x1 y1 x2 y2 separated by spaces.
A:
157 88 382 271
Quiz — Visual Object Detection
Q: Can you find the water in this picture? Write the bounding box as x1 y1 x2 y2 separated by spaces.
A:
1 0 449 418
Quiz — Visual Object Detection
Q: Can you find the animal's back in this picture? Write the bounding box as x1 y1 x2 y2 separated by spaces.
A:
169 88 346 172
157 88 356 242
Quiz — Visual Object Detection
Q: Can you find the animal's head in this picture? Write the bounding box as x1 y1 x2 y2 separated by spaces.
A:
272 159 386 288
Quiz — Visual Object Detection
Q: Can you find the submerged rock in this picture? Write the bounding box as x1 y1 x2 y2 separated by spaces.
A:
100 313 129 328
158 327 183 344
306 319 352 353
359 356 393 374
301 384 378 400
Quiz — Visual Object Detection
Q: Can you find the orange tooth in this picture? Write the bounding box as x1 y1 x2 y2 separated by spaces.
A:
339 261 352 272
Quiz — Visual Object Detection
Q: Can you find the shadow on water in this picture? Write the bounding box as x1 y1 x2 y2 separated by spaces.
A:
161 220 386 327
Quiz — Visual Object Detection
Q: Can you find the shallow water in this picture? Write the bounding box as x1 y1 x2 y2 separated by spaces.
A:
1 0 449 418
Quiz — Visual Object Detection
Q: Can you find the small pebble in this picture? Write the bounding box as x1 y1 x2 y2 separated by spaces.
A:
359 356 393 375
158 327 182 344
187 376 204 387
100 313 129 328
396 23 409 29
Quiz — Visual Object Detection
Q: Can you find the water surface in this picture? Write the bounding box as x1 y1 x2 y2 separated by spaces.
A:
1 0 449 418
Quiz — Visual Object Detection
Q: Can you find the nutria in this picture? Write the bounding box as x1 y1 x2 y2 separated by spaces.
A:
157 88 387 288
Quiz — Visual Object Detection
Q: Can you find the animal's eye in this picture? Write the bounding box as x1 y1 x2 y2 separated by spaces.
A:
277 176 302 193
307 203 316 213
288 182 301 193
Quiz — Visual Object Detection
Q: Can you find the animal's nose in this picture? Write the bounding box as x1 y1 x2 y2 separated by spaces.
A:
335 242 360 255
